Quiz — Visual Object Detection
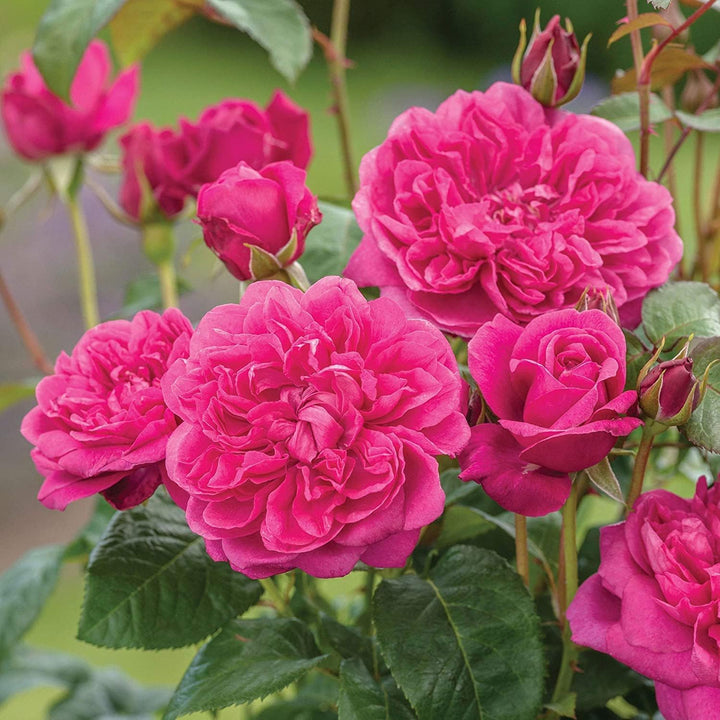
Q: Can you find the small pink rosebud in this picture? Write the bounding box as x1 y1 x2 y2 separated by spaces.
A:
638 357 701 427
196 160 321 282
512 11 590 108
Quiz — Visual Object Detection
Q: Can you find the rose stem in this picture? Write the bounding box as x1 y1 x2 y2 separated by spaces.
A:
319 0 357 201
694 131 708 281
259 578 292 617
514 514 530 588
66 193 100 328
661 86 684 277
625 0 650 177
550 481 580 709
626 424 655 512
0 268 53 375
361 567 377 635
157 258 179 309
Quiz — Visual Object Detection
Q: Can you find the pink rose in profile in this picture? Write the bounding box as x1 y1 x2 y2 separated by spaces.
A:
568 479 720 720
119 91 312 221
21 309 193 511
345 83 681 336
1 40 138 161
161 277 469 579
458 308 641 515
197 161 321 281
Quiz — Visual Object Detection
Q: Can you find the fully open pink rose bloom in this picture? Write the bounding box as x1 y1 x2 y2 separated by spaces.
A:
458 308 641 515
21 309 193 511
119 91 312 221
345 82 682 336
1 40 139 161
161 277 469 579
568 479 720 720
197 161 321 281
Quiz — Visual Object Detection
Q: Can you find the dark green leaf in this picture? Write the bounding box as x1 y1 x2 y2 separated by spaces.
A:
676 108 720 133
0 380 38 414
642 281 720 346
440 468 486 507
624 329 651 390
435 505 495 549
0 545 63 659
302 202 363 284
339 658 416 720
118 274 192 318
32 0 127 99
686 337 720 453
373 546 544 720
254 673 339 720
573 649 647 712
64 497 117 560
78 490 261 649
591 92 672 132
205 0 312 82
319 613 375 672
163 617 328 718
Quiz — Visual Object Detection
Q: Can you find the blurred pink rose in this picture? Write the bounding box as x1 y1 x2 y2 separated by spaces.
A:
568 479 720 720
161 277 469 579
119 91 312 221
21 309 193 511
197 161 321 281
458 308 641 515
1 40 138 161
345 83 682 336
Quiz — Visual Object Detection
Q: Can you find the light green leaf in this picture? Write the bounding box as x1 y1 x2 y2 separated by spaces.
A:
78 490 261 649
163 617 328 719
648 0 671 8
0 380 38 414
676 108 720 133
302 202 363 284
373 546 544 720
0 545 64 659
686 337 720 453
591 92 673 132
642 281 720 347
32 0 127 99
118 274 191 318
585 457 625 503
205 0 312 82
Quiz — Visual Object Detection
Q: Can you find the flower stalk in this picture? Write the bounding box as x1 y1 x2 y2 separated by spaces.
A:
515 514 530 588
66 193 100 328
626 424 655 512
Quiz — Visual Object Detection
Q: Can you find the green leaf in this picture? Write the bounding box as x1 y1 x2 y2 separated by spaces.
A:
64 497 117 560
205 0 312 83
676 108 720 133
373 546 544 720
544 693 576 718
642 281 720 347
318 613 375 672
607 14 671 46
302 202 363 284
0 380 38 414
686 337 720 453
32 0 127 99
591 92 672 132
163 617 328 719
118 274 191 318
78 490 262 649
338 658 417 720
0 545 64 659
572 649 646 712
254 674 338 720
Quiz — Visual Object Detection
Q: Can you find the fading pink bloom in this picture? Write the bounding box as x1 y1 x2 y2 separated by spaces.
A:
1 40 138 161
459 308 641 515
345 83 682 336
568 479 720 720
161 277 469 579
21 309 193 510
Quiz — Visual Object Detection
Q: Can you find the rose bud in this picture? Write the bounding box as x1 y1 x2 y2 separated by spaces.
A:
681 70 719 115
638 357 701 427
652 1 689 44
511 11 590 107
1 40 138 161
196 160 321 282
575 287 621 325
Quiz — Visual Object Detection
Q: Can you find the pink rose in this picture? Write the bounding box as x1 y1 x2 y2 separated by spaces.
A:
161 277 469 579
119 91 312 221
345 83 682 336
568 479 720 720
21 309 193 511
1 40 138 161
197 161 321 281
458 308 641 515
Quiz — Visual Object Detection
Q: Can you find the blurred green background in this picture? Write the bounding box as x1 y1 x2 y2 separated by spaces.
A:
1 1 719 718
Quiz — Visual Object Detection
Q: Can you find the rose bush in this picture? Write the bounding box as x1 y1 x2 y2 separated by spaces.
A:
21 309 193 510
197 161 321 281
568 479 720 720
344 82 682 336
458 308 641 515
119 91 311 221
1 40 138 161
161 276 469 578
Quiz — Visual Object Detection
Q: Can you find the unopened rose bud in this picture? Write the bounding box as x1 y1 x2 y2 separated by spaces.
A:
652 1 689 44
197 160 321 282
681 70 719 114
638 357 701 427
512 10 590 108
575 287 621 325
